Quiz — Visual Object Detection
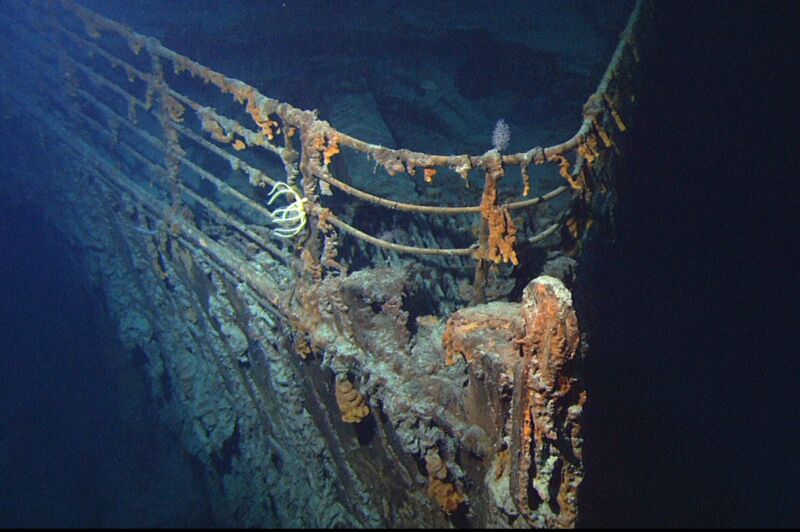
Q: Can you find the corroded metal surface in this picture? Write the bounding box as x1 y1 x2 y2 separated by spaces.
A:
0 0 652 526
443 277 584 527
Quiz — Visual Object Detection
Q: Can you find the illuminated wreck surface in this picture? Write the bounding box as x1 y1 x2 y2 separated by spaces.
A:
0 0 644 526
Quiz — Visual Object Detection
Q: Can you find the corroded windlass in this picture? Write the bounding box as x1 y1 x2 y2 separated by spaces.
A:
513 277 584 527
444 276 585 527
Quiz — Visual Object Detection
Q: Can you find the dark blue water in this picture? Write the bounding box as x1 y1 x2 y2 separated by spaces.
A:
0 192 212 527
580 2 799 527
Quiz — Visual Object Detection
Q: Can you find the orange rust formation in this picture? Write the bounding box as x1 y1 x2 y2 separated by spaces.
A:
442 308 520 367
245 95 280 140
335 377 370 424
311 132 341 167
162 92 185 123
474 155 519 266
512 277 583 527
293 335 312 360
443 276 584 527
425 450 465 514
322 135 340 166
424 449 449 481
198 110 233 144
427 478 465 515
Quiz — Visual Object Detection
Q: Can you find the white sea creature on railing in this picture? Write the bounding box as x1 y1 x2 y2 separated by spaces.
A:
267 181 308 238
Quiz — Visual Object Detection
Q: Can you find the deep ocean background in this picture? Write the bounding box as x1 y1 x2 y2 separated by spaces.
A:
580 2 798 527
1 1 797 527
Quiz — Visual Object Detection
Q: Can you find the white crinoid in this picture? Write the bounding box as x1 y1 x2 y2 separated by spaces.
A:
267 181 308 238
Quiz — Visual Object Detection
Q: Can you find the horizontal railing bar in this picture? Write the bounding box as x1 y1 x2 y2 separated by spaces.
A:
0 47 286 260
55 25 284 156
2 81 292 318
314 167 568 215
67 96 291 262
5 6 568 259
56 29 568 215
70 86 276 222
63 70 481 256
10 10 572 215
53 0 617 174
310 205 475 257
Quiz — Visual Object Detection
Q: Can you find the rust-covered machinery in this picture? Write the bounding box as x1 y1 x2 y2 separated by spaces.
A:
0 0 652 526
